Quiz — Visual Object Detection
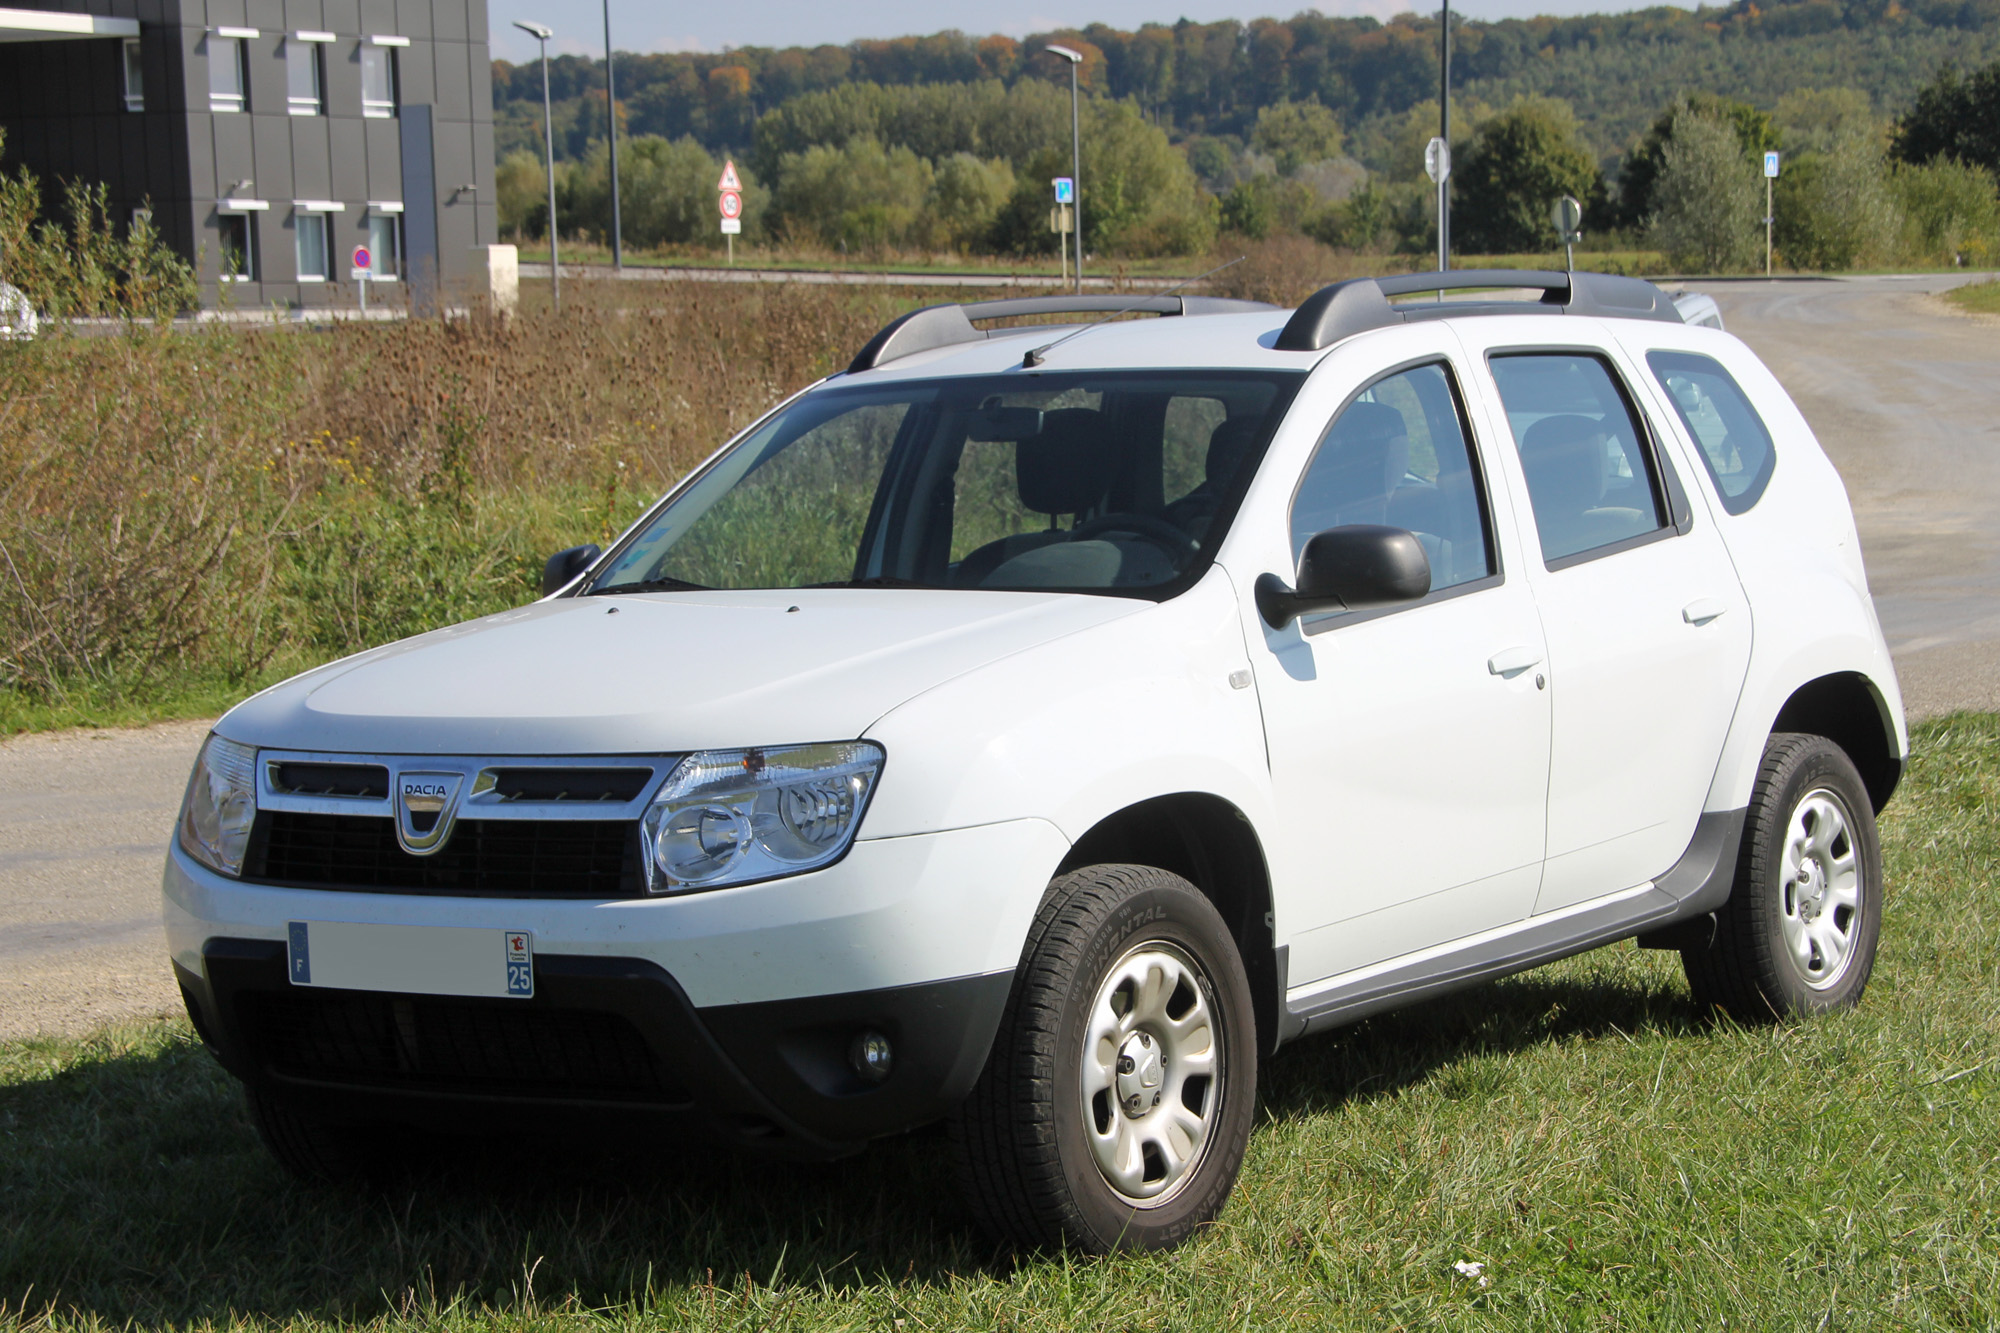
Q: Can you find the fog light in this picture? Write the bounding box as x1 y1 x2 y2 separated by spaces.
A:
848 1029 893 1083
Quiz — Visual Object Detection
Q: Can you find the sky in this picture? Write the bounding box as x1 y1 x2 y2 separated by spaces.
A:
487 0 1684 64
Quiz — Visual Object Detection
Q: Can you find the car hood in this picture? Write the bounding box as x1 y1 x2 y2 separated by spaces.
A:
215 589 1143 756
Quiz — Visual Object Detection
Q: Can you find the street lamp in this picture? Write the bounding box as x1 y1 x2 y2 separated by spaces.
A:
1045 44 1083 292
1438 0 1451 271
513 20 560 312
603 0 623 270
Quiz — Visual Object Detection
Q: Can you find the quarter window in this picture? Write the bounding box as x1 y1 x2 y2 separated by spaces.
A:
1646 351 1776 514
122 38 144 111
208 36 247 113
361 46 398 117
294 213 329 281
1291 362 1494 593
1489 353 1668 565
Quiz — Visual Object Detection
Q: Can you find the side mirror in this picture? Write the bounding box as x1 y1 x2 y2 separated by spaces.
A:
1254 525 1431 629
542 543 603 597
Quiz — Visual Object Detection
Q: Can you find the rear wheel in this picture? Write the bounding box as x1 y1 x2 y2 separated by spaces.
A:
950 864 1257 1253
1682 733 1883 1022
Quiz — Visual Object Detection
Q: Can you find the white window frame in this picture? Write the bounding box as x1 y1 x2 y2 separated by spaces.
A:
361 40 401 118
208 31 253 113
122 37 144 112
293 208 335 282
366 208 404 280
215 209 259 282
287 32 332 116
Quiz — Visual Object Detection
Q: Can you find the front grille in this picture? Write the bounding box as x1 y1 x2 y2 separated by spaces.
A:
241 988 688 1103
247 812 644 897
271 762 390 798
489 767 653 803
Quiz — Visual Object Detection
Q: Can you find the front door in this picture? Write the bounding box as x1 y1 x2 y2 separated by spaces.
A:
1245 350 1553 987
1467 338 1753 913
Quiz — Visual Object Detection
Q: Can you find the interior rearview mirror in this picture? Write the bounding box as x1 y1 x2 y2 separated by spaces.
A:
965 405 1045 441
1254 525 1431 629
542 543 603 597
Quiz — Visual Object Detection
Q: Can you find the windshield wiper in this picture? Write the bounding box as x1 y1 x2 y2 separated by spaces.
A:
588 576 712 595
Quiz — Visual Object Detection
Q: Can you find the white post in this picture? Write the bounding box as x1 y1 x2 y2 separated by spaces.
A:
1766 175 1773 277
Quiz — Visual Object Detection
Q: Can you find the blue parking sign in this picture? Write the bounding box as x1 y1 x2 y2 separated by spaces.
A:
1053 177 1074 204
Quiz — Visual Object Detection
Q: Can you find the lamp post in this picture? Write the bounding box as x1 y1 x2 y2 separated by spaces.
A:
513 21 560 312
603 0 623 269
1045 44 1083 292
1438 0 1451 271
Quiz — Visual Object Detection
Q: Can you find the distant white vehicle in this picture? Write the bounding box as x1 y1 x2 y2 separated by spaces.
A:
1674 290 1725 329
0 282 36 341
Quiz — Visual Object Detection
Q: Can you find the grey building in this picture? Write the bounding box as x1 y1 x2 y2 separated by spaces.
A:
0 0 497 308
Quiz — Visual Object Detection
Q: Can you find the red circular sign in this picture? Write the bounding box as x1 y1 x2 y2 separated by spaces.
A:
352 245 372 271
718 190 743 221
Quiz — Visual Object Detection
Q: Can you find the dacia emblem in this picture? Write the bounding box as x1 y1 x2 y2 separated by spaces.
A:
394 769 465 856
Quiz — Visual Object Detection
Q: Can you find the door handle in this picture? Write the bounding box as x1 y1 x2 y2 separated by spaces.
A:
1682 597 1728 626
1487 646 1543 678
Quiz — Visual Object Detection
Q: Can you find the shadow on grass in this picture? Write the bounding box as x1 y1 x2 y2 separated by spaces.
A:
0 964 1702 1324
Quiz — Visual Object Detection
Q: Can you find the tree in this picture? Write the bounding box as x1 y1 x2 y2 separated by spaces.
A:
1775 87 1880 156
1250 99 1342 175
1891 157 2000 264
1648 107 1762 272
1619 94 1779 232
496 149 548 239
1452 97 1606 254
1892 59 2000 175
770 139 934 250
926 153 1015 250
567 135 753 248
1774 135 1896 270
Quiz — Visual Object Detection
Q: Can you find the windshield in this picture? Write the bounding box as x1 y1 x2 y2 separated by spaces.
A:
590 370 1303 598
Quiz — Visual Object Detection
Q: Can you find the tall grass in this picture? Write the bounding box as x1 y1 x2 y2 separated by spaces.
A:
0 282 985 730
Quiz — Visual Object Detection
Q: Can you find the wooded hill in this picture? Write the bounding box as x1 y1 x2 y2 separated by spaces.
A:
492 0 2000 175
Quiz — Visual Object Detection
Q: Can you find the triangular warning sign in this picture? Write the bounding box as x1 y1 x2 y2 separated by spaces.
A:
717 161 742 192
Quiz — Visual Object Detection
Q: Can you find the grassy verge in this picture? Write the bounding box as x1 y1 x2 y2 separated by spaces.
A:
1942 279 2000 315
3 713 1995 1329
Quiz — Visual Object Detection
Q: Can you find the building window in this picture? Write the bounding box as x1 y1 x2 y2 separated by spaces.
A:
366 213 403 279
218 215 256 281
122 38 144 111
295 213 329 281
208 35 248 113
287 36 327 116
361 45 398 118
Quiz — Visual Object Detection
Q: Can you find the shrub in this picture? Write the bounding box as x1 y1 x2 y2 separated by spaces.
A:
1453 98 1607 255
1774 134 1898 271
1648 107 1763 272
1891 157 2000 266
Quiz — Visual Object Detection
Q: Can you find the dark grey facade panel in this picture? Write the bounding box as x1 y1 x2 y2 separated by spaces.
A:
394 0 431 38
291 118 330 193
431 0 461 40
358 0 393 36
431 38 467 123
399 33 432 103
327 116 363 197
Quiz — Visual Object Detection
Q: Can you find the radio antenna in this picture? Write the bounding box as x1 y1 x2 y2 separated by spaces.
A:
1021 255 1248 369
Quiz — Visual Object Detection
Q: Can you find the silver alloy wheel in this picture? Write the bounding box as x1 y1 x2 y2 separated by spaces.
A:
1079 941 1224 1206
1780 786 1864 990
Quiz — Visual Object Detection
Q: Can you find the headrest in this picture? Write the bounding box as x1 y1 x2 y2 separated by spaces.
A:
1017 408 1117 516
1321 401 1409 503
1519 413 1608 510
1204 417 1263 488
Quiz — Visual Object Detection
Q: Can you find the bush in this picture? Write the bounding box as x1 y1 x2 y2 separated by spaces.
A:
1648 107 1763 272
1774 134 1898 271
772 138 934 251
924 153 1016 251
1892 157 2000 266
496 149 549 240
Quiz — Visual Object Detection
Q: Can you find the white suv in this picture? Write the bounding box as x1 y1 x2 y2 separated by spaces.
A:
166 270 1905 1253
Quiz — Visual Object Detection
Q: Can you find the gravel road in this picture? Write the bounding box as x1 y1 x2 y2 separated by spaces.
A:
2 272 1994 1041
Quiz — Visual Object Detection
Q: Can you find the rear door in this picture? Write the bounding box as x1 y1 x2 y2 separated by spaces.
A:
1458 321 1753 913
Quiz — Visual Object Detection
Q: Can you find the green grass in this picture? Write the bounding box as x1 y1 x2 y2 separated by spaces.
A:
1942 280 2000 316
4 714 1997 1329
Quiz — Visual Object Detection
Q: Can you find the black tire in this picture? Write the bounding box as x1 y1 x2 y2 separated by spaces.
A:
1682 733 1883 1023
245 1086 413 1183
949 864 1258 1253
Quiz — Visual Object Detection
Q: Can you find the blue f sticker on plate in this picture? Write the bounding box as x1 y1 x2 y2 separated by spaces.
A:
505 930 534 997
287 921 311 984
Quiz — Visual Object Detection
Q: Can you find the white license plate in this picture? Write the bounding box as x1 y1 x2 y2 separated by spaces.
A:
286 921 534 999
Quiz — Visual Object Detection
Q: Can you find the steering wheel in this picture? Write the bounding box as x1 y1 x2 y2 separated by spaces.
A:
1069 512 1201 557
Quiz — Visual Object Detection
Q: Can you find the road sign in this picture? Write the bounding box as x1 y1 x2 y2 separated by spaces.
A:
1048 204 1074 234
719 190 743 221
1052 176 1074 204
720 218 741 234
717 160 742 192
1424 137 1451 185
1764 150 1781 179
352 245 371 272
1550 194 1584 241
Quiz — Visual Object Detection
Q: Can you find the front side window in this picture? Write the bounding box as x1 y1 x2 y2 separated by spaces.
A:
1291 361 1495 593
122 38 144 111
294 213 328 281
1646 351 1776 514
361 46 398 117
218 214 255 281
287 40 324 115
592 371 1302 598
366 214 402 279
1489 353 1668 566
208 36 246 112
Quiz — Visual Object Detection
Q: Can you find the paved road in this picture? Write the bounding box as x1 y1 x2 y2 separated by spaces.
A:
2 272 1994 1041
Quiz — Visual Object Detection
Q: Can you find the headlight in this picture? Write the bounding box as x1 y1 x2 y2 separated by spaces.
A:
177 734 258 877
641 741 883 893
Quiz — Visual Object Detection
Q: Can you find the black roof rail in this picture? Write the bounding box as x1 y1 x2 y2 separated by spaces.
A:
847 294 1278 374
1274 269 1683 353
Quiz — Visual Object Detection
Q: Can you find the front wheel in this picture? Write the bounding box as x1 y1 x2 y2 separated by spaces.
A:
949 864 1258 1253
1682 733 1884 1022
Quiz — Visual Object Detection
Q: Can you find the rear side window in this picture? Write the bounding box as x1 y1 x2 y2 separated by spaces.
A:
1488 353 1668 566
1646 351 1776 514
